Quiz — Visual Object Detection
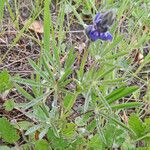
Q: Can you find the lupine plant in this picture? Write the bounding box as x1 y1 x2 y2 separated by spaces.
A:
0 0 150 149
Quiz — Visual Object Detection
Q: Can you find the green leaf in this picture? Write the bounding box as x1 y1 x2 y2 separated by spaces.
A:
44 0 51 52
62 123 76 138
35 139 49 150
84 88 92 112
128 114 144 138
50 18 61 68
12 77 48 88
102 35 124 56
64 93 77 113
42 56 55 83
106 86 139 104
56 4 65 47
0 117 20 143
111 102 142 110
28 59 49 81
3 99 14 111
95 67 116 80
39 126 50 139
15 83 34 101
106 51 128 59
43 50 54 66
59 68 72 83
96 115 107 144
4 0 15 21
99 112 134 133
65 47 76 70
33 105 48 121
0 70 13 93
15 121 33 131
87 120 96 132
25 124 41 136
23 92 50 110
0 0 5 22
87 134 103 150
67 1 86 27
103 123 125 148
47 129 68 149
77 50 88 80
0 146 13 150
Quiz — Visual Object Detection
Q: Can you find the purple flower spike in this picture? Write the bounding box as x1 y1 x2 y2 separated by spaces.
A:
85 25 100 41
93 12 103 24
85 10 116 42
85 25 113 41
99 31 113 41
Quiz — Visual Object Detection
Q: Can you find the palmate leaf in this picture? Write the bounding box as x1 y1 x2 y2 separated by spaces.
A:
0 118 20 143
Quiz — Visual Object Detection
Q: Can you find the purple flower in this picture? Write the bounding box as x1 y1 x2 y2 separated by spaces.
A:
93 12 103 25
85 25 113 41
85 10 115 42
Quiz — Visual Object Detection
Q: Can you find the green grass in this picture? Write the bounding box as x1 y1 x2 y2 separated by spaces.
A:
0 0 150 149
